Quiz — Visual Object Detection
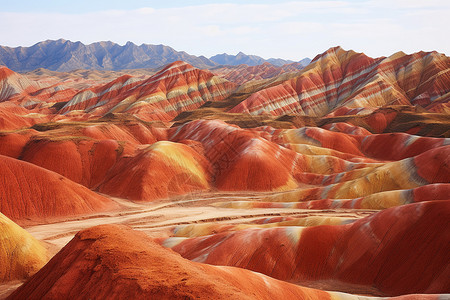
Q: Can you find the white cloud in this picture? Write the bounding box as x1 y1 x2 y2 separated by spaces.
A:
0 1 448 60
229 26 260 35
136 7 155 15
368 0 450 9
201 25 223 37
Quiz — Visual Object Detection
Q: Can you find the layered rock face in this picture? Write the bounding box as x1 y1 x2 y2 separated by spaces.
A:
229 47 450 117
1 47 449 129
57 61 237 121
0 118 448 205
0 154 118 223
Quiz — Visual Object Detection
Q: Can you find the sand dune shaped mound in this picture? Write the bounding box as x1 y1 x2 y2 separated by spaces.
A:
168 119 375 192
19 137 123 188
78 122 164 144
0 213 49 282
171 215 356 238
6 224 377 300
0 154 119 223
167 120 449 198
97 141 211 201
164 200 450 296
3 118 444 203
209 130 299 191
272 126 365 156
269 126 449 160
321 106 450 137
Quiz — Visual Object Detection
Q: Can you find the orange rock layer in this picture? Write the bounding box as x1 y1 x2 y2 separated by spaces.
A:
0 154 119 223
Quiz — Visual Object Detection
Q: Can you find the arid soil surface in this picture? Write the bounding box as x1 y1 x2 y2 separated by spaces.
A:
26 192 376 248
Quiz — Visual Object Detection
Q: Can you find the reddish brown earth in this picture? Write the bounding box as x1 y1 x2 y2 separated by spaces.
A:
0 46 449 299
0 154 119 223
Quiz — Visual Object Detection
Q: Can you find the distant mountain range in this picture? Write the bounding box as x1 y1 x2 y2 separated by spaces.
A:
210 52 310 67
0 39 311 72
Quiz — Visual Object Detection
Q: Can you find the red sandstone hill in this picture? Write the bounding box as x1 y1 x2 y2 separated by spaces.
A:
229 47 450 117
0 66 78 110
0 154 119 223
97 141 212 201
58 61 237 121
1 47 448 133
18 137 127 188
0 66 41 102
0 102 53 131
0 46 448 299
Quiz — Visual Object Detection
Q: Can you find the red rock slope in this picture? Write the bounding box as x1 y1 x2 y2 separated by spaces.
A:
19 137 126 188
0 66 78 109
58 61 237 121
98 141 212 201
0 154 119 223
5 224 381 300
1 117 447 205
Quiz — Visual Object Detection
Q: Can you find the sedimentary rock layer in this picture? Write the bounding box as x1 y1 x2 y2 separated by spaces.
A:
0 154 119 222
230 47 450 117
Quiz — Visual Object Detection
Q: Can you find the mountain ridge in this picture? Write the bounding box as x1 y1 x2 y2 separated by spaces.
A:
0 39 310 72
209 51 311 67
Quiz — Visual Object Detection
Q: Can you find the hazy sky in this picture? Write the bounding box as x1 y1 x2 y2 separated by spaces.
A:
0 0 448 60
